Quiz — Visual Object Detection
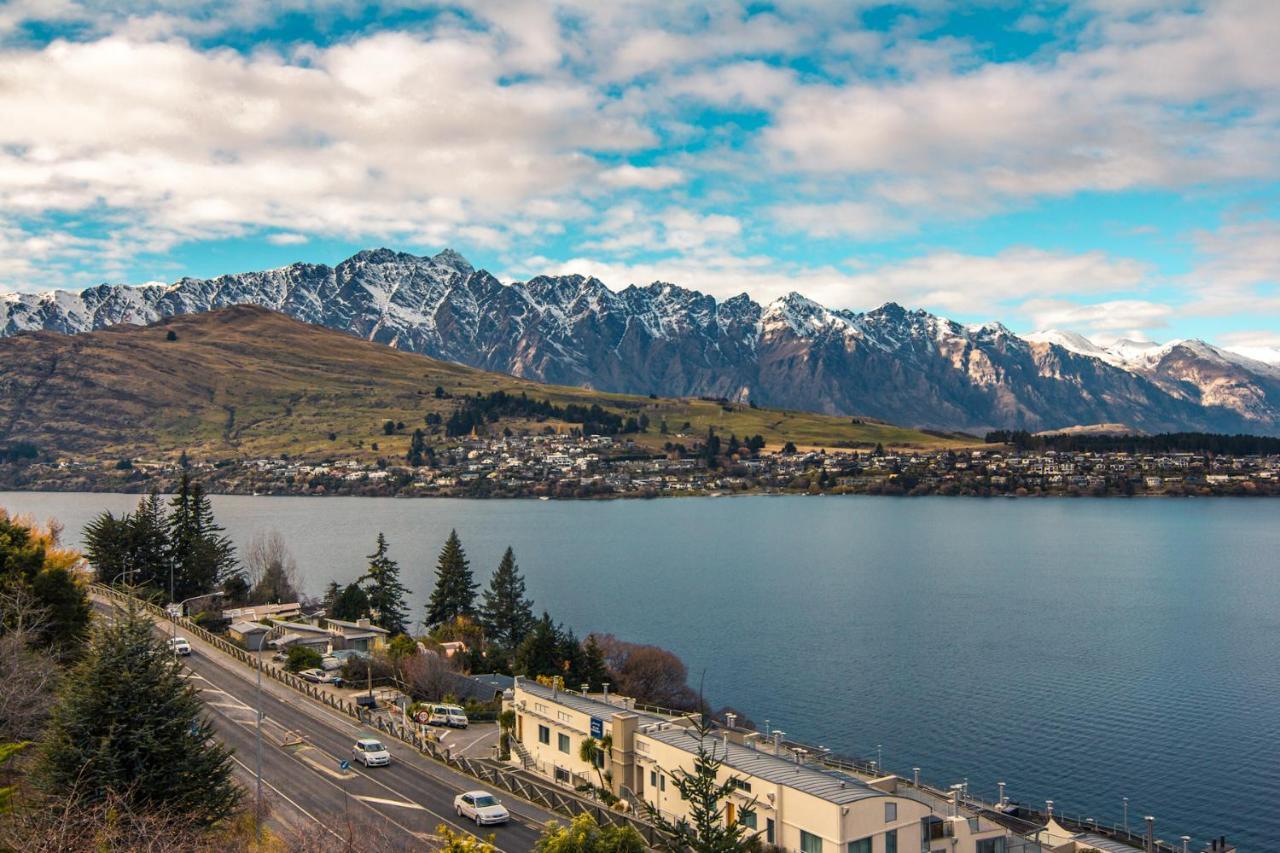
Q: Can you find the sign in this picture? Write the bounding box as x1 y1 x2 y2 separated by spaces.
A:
590 717 604 739
339 759 350 772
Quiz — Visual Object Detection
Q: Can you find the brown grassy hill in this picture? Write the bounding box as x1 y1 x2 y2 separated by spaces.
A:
0 305 968 463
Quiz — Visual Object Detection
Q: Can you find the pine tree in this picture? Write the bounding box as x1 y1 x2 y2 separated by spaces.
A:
362 533 410 635
168 475 238 600
331 582 370 622
320 580 342 613
38 602 241 825
580 634 610 692
479 547 534 651
131 489 170 592
425 530 477 627
644 717 759 852
513 612 563 678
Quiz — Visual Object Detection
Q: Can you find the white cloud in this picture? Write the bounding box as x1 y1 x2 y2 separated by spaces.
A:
599 165 685 190
1019 299 1175 338
266 232 308 246
769 201 909 239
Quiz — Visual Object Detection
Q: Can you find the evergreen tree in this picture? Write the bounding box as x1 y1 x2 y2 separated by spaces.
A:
331 582 370 622
131 489 171 592
38 602 241 825
168 475 239 600
320 580 342 613
425 530 477 627
1 513 90 656
513 612 563 678
82 510 133 585
479 547 534 651
645 717 759 852
362 533 411 635
407 429 428 467
580 634 610 692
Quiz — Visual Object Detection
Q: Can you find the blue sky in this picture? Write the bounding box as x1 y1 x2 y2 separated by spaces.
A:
0 1 1278 353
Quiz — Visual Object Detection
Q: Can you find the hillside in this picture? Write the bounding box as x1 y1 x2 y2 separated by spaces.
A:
5 247 1278 435
0 306 964 466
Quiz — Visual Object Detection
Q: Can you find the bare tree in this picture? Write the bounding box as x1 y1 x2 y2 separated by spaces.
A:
244 529 300 605
0 586 58 741
402 649 458 702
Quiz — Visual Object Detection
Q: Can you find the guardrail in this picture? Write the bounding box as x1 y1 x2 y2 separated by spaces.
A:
90 583 655 840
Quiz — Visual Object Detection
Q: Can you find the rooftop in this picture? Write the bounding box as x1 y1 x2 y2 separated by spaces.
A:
642 724 887 806
516 678 666 723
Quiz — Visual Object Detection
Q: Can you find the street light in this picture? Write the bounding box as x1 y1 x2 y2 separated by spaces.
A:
1123 797 1129 834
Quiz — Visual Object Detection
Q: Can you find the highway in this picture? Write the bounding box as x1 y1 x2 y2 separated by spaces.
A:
93 599 554 850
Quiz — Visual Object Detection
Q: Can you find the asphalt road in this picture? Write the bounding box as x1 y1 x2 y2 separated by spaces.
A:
92 599 553 851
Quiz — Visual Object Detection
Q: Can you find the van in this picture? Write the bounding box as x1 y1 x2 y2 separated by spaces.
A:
427 704 469 728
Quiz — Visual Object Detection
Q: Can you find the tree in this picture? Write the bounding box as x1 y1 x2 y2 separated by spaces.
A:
285 645 323 672
320 580 342 613
362 533 410 635
577 734 612 793
1 512 89 657
436 823 497 852
83 491 170 593
479 547 534 651
245 530 299 605
579 634 611 692
534 812 645 853
513 612 563 678
38 602 241 826
645 718 759 853
425 530 477 627
168 474 239 600
131 490 170 591
407 429 429 467
330 582 370 622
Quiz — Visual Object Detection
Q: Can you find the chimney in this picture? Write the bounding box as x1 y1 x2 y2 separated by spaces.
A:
725 712 737 729
603 682 610 703
772 731 785 756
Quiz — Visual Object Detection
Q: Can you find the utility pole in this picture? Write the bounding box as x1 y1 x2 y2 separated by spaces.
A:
255 651 264 842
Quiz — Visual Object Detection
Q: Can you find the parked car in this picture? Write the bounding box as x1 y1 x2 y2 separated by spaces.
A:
454 791 509 826
297 668 346 686
169 637 192 656
320 655 344 672
271 651 288 663
352 738 390 767
427 704 469 728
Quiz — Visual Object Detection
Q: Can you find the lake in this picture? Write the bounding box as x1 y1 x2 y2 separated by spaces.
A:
3 491 1276 849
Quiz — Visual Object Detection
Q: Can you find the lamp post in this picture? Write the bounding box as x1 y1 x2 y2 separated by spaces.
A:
1123 797 1129 834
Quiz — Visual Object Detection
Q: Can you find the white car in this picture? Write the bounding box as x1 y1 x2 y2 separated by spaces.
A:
428 703 470 728
454 790 509 826
169 637 192 656
352 738 390 767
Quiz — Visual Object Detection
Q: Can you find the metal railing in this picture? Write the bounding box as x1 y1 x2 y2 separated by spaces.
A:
90 583 656 840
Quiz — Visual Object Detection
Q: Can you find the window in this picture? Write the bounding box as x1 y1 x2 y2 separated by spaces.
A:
885 802 897 822
554 767 570 783
557 710 572 722
650 770 657 788
885 829 897 853
847 839 871 853
659 774 665 791
766 819 775 844
558 733 571 754
739 810 757 830
800 830 824 853
732 778 752 793
538 725 550 745
976 840 1006 853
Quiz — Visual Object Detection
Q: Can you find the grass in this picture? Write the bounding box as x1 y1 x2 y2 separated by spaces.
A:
0 305 972 464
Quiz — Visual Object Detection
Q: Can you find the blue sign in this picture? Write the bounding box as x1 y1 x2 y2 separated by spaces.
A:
590 717 603 739
339 759 350 771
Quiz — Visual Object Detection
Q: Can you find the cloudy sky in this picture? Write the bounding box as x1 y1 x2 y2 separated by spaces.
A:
1 1 1277 349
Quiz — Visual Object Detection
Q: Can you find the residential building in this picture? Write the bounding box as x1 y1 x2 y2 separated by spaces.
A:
505 679 1011 853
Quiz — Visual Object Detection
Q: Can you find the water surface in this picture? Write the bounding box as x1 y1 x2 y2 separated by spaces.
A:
4 491 1275 849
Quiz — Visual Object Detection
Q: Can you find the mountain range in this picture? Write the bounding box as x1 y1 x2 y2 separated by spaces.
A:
4 247 1279 435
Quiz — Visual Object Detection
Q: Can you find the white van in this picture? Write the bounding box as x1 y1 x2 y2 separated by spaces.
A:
427 704 469 728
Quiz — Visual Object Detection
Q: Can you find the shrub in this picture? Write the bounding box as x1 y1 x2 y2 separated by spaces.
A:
285 646 323 673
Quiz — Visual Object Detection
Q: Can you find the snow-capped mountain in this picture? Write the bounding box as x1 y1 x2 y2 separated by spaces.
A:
3 248 1278 434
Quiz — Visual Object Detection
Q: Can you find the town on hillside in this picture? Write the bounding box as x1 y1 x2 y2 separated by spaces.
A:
6 431 1280 498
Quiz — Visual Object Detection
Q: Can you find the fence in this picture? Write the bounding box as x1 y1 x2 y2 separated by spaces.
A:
90 583 655 839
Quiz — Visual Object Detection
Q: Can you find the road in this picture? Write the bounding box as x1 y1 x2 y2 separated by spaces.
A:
93 599 553 850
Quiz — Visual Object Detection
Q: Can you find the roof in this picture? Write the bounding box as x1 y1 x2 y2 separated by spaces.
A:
470 673 515 690
641 725 886 806
516 678 664 723
1070 833 1145 853
325 618 390 635
444 672 512 703
229 621 269 634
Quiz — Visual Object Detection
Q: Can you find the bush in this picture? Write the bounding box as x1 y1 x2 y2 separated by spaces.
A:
285 646 323 673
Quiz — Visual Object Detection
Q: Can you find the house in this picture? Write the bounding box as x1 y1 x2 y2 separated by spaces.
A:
505 679 1011 853
223 602 303 622
322 617 390 653
266 620 333 652
227 621 270 651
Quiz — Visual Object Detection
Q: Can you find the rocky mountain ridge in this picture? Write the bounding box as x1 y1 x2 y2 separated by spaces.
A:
4 248 1278 435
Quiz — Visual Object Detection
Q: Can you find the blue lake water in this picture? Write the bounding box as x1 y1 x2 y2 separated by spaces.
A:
3 491 1276 849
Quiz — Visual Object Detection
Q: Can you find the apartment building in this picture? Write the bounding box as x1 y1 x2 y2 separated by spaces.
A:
506 678 1012 853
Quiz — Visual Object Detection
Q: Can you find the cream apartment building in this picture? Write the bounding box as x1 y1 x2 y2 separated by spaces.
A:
506 678 1013 853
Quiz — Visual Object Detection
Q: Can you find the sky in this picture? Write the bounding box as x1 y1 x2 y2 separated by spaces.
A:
0 1 1278 350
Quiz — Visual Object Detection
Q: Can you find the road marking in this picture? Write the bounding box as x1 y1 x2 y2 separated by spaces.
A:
354 795 426 810
228 753 343 842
